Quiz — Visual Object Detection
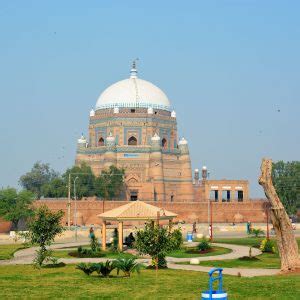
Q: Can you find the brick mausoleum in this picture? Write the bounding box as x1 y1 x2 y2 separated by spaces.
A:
0 62 267 232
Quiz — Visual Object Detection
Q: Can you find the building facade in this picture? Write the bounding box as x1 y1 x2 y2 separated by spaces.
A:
76 63 194 202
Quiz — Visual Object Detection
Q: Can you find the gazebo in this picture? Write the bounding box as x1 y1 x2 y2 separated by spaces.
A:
98 200 177 251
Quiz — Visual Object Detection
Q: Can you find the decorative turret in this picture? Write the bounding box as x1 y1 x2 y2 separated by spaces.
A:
106 132 116 147
147 107 153 114
151 133 161 151
90 109 95 117
171 110 176 118
149 132 165 201
202 166 208 180
104 132 117 168
178 137 189 154
77 134 87 149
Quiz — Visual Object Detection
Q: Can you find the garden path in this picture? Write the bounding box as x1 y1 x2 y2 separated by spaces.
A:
0 242 280 277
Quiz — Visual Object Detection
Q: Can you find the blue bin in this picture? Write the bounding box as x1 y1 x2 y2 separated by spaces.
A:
187 232 193 242
201 268 227 300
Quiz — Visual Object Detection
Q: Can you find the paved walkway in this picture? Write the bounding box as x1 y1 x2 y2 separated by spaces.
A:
0 242 280 277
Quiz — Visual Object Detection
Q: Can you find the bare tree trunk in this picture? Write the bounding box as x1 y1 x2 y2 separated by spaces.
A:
259 158 300 271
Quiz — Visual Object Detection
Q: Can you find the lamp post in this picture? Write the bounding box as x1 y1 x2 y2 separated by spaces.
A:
74 176 79 242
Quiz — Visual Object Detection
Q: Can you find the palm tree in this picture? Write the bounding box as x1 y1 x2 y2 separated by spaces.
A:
114 258 143 277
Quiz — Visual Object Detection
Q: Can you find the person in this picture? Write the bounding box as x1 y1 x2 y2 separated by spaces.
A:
246 221 251 234
192 222 197 234
125 232 135 248
89 227 95 239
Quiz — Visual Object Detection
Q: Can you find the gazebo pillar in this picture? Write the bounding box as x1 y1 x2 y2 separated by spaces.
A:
118 221 123 251
102 221 106 251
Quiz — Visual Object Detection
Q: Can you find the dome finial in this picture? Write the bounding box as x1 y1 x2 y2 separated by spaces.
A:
130 58 139 79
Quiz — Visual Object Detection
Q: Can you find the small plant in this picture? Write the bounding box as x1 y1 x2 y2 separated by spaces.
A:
250 228 264 237
76 263 97 276
114 258 143 277
94 261 116 277
111 228 119 252
260 238 275 253
197 237 211 252
90 235 100 253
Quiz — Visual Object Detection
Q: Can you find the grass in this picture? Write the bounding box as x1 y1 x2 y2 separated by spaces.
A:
205 237 300 249
178 252 281 269
167 246 231 258
52 249 136 259
0 244 27 260
0 264 299 299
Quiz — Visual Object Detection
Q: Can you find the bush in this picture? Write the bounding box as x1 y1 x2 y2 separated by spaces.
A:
250 228 264 237
260 238 275 253
90 235 100 253
135 222 182 269
73 247 104 258
94 261 116 277
114 258 143 277
33 249 59 268
197 237 211 252
76 263 97 276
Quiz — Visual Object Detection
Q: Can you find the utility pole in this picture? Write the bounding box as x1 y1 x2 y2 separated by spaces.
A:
67 173 71 228
74 176 79 242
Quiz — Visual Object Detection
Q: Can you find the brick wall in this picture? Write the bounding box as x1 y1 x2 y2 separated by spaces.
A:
34 198 267 225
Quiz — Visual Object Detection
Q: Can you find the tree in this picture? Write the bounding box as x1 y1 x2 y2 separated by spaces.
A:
95 165 125 199
41 177 67 198
28 205 64 267
0 188 34 230
63 163 96 199
272 160 300 215
135 222 182 268
19 162 59 198
259 158 300 271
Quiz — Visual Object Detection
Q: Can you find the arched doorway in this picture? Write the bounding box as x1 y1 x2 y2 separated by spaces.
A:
98 137 104 146
162 138 167 149
128 136 137 145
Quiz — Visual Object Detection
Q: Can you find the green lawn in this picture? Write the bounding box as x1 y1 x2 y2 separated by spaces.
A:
178 252 281 269
0 244 27 260
208 237 300 249
53 250 136 259
0 264 299 299
167 246 231 258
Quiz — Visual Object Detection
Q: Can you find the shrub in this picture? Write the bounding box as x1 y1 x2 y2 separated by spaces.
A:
94 261 116 277
135 222 182 269
33 249 53 268
90 235 100 253
197 237 211 252
260 238 275 253
250 228 264 237
114 258 143 277
111 228 119 252
76 263 97 276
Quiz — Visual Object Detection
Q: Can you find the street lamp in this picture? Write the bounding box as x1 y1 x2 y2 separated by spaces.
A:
74 176 79 242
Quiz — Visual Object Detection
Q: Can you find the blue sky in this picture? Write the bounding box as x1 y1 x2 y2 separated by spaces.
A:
0 1 299 197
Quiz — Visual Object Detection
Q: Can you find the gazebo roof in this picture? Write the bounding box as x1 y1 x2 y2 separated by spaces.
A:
98 200 177 221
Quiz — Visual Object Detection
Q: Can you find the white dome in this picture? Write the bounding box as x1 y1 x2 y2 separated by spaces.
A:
95 67 171 111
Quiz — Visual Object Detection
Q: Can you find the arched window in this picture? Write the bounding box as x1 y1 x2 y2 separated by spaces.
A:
162 138 167 149
128 136 137 145
98 137 104 146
